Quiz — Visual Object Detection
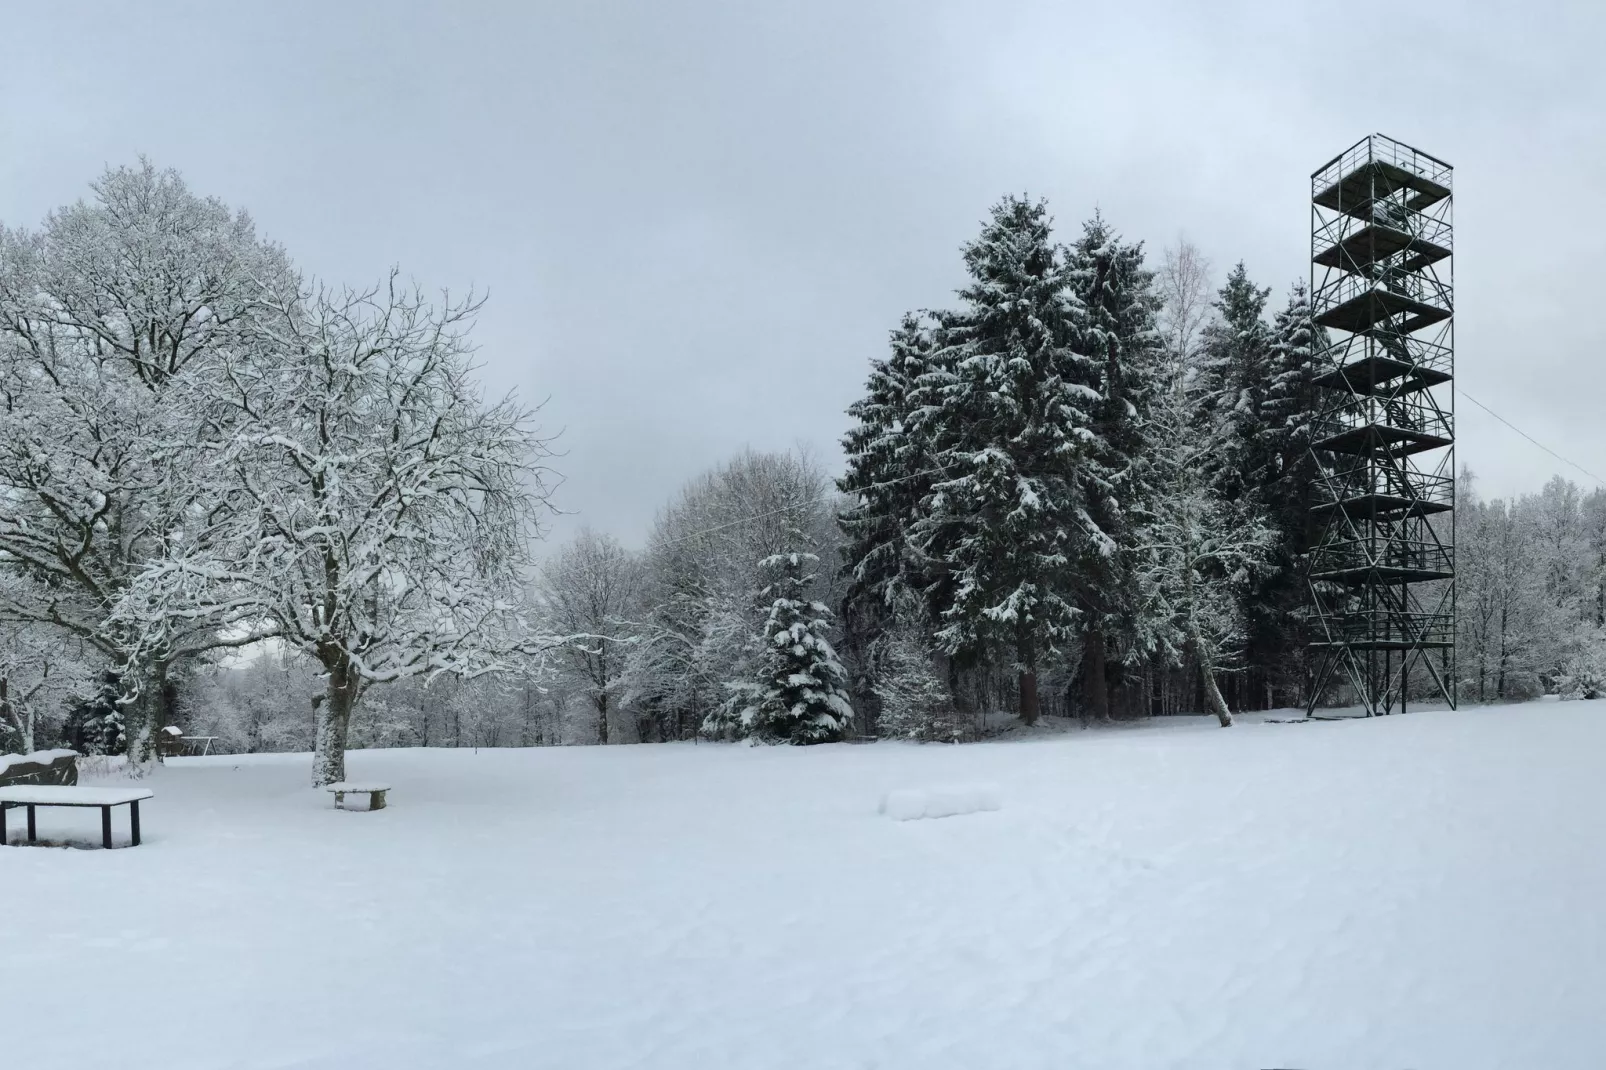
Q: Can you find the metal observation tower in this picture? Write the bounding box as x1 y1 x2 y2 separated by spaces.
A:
1307 134 1456 716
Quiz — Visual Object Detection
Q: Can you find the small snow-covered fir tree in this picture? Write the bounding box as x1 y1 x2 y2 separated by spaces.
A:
715 552 854 744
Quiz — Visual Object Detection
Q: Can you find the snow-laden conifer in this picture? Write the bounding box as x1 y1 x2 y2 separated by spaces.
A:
1066 214 1166 719
907 195 1095 724
716 552 853 744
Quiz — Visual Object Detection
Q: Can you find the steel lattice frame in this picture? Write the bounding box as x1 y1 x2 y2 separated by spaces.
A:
1306 134 1456 717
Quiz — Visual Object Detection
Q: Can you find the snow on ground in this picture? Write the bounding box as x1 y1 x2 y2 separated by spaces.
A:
3 703 1604 1070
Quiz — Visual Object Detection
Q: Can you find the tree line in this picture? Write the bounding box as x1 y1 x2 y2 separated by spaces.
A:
3 171 1583 761
1457 473 1606 703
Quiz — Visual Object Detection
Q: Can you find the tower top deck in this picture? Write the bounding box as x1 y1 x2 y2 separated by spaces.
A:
1312 134 1453 217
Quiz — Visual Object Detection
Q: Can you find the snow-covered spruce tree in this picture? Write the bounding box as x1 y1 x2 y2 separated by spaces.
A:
1193 263 1276 502
837 311 946 730
1247 281 1328 701
1138 378 1277 727
908 195 1095 725
1263 282 1326 488
112 274 564 786
0 161 296 762
714 552 854 744
1065 214 1166 721
1188 263 1287 707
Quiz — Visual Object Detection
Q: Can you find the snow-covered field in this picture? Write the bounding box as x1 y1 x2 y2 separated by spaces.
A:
3 702 1603 1070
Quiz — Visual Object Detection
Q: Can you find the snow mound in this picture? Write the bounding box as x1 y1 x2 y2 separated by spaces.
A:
879 783 1002 821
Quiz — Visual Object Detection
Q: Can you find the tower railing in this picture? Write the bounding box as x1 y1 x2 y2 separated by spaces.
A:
1312 212 1453 261
1312 133 1453 201
1311 271 1453 323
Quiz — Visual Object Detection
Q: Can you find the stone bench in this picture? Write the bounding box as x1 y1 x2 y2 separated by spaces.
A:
326 782 390 811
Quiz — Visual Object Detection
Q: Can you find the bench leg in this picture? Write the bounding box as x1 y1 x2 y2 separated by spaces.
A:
27 804 37 843
130 800 141 846
102 805 113 849
370 790 386 811
1 804 7 846
334 792 345 810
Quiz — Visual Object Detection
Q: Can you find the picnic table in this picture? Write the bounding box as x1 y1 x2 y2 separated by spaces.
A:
0 785 154 848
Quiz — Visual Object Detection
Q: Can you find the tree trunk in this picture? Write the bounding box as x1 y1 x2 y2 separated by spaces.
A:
1189 631 1233 727
1016 624 1040 726
312 653 356 786
1019 670 1040 726
596 694 610 744
944 655 967 716
1082 629 1110 722
122 659 170 767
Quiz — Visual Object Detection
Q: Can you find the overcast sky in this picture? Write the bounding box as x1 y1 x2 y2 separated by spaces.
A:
3 0 1602 549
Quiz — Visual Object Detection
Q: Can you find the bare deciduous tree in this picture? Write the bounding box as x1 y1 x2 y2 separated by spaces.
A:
115 274 566 785
535 529 643 744
0 161 295 761
1156 237 1213 375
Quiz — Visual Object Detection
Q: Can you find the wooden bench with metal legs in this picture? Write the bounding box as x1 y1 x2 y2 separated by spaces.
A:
0 786 155 848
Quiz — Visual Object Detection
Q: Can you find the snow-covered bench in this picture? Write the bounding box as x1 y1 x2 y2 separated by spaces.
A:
327 783 389 811
0 749 79 788
0 785 154 848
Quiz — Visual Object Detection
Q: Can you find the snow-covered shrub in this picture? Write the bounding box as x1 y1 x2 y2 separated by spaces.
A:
1556 669 1604 701
872 631 966 742
1502 671 1544 703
